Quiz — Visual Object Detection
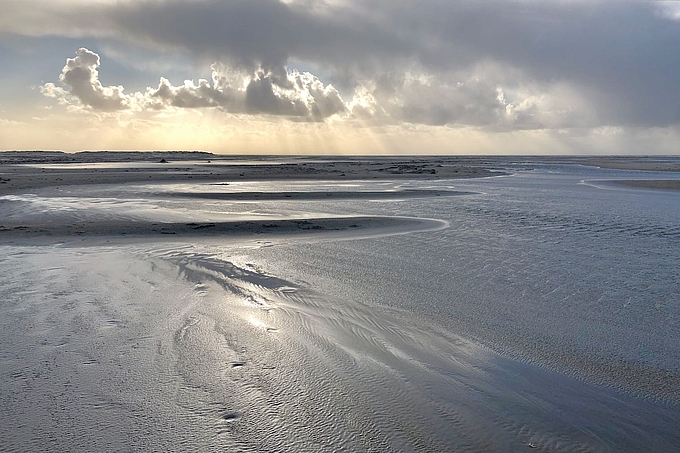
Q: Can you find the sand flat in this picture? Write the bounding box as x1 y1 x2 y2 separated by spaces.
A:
0 152 501 196
612 179 680 190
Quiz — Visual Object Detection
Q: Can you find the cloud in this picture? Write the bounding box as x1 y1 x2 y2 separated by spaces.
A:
0 118 26 126
44 48 596 130
347 63 595 130
144 65 347 120
57 48 129 111
9 0 680 129
656 1 680 21
44 48 347 121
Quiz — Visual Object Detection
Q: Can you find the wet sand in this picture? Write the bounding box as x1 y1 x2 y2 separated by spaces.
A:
0 216 447 244
1 152 679 452
0 157 460 244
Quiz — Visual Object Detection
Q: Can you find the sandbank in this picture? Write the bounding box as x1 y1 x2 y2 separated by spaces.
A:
160 189 472 201
611 179 680 190
0 216 447 245
0 151 501 196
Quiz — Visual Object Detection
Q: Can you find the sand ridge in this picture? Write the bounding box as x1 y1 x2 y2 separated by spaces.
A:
0 216 448 244
157 189 473 201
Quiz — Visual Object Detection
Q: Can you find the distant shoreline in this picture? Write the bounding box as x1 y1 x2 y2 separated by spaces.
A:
612 180 680 191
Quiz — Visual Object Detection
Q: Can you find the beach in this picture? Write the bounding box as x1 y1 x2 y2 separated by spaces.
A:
1 153 679 452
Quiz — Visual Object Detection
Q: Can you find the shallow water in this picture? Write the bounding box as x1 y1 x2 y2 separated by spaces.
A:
0 162 679 452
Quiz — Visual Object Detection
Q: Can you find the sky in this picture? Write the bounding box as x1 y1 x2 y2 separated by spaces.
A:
1 0 680 155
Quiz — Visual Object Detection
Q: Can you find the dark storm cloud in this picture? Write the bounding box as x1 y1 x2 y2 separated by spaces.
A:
110 0 418 74
8 0 680 128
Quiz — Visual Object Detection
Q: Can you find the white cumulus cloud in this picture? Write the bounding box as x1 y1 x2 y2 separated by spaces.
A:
44 48 348 121
57 48 129 111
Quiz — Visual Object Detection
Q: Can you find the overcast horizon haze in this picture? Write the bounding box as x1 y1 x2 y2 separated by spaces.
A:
2 0 680 155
